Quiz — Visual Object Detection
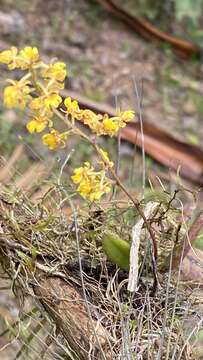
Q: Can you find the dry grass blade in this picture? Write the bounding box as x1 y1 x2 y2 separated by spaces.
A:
14 163 50 192
0 186 202 359
0 144 24 183
128 201 158 292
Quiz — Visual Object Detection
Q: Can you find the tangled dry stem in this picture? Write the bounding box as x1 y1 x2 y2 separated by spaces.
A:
0 185 202 359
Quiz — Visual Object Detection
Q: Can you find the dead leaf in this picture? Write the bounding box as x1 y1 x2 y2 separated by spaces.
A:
94 0 199 58
181 248 203 284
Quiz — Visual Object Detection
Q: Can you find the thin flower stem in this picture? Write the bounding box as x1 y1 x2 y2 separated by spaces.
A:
91 139 158 291
56 108 158 263
51 109 158 287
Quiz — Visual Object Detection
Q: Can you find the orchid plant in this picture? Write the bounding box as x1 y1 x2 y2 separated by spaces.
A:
0 46 135 202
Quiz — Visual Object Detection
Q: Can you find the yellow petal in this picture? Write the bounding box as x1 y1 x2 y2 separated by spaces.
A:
26 120 47 133
0 47 18 64
44 94 62 108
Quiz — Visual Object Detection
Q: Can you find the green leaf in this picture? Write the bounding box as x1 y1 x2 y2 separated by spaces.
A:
17 251 33 270
102 232 130 271
175 0 202 23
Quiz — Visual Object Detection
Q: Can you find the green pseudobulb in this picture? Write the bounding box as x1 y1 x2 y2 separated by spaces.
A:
102 232 130 271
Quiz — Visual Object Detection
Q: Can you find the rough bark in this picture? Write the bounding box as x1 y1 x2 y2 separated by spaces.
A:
34 276 110 360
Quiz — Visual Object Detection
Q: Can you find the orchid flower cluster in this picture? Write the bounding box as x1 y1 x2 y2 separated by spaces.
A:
0 46 135 201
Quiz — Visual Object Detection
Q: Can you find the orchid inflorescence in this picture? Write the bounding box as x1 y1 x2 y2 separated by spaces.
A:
0 46 135 201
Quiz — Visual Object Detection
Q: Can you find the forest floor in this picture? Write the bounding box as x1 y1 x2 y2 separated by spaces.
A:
1 0 203 358
0 0 203 187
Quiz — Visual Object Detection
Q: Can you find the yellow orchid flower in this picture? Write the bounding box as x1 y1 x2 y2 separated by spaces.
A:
42 129 67 150
3 80 32 109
